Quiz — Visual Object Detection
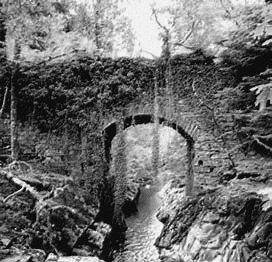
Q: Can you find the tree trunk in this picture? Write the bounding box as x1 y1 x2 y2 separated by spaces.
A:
94 0 102 52
10 65 19 161
6 31 20 161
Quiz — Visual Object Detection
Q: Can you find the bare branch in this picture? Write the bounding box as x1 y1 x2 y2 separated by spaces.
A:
140 49 159 59
182 20 197 44
151 6 169 33
1 168 42 200
253 135 272 153
170 17 176 30
172 42 197 51
3 186 24 203
0 86 9 118
173 20 198 47
71 221 96 250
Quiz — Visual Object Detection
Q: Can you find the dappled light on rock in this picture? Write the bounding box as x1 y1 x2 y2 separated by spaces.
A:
156 185 272 262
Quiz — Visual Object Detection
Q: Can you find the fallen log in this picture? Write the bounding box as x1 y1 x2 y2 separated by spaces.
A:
0 168 42 201
253 134 272 153
1 168 91 223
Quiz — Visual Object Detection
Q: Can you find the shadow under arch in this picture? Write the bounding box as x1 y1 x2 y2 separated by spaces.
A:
103 113 195 196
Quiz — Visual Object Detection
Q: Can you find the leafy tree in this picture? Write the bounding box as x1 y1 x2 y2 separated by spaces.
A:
150 0 233 55
69 0 135 57
0 2 5 49
1 0 75 160
18 1 96 62
1 0 51 160
226 1 271 47
221 1 272 111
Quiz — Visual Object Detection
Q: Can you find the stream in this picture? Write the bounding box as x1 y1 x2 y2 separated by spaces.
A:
113 179 163 262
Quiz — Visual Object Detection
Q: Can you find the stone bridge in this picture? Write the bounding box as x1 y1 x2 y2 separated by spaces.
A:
102 99 233 197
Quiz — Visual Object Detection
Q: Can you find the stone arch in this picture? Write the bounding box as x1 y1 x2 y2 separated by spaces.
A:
103 113 195 196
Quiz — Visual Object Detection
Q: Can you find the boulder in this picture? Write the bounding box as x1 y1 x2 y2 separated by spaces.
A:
156 185 272 262
72 222 111 257
1 249 46 262
57 257 103 262
122 182 140 216
45 254 104 262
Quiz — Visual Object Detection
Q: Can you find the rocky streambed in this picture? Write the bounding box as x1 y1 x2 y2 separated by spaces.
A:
1 161 272 262
112 156 272 262
113 179 163 262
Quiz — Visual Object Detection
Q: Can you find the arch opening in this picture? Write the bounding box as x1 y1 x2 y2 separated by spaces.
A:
103 113 195 196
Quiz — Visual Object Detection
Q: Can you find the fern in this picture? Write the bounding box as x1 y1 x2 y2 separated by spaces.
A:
250 83 272 111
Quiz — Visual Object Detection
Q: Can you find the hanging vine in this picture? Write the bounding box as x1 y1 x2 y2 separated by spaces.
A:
152 70 160 178
165 60 176 120
112 116 127 229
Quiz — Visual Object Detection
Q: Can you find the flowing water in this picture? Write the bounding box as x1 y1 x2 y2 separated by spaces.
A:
114 179 163 262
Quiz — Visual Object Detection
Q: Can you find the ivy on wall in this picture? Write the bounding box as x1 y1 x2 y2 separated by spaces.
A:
112 118 127 230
